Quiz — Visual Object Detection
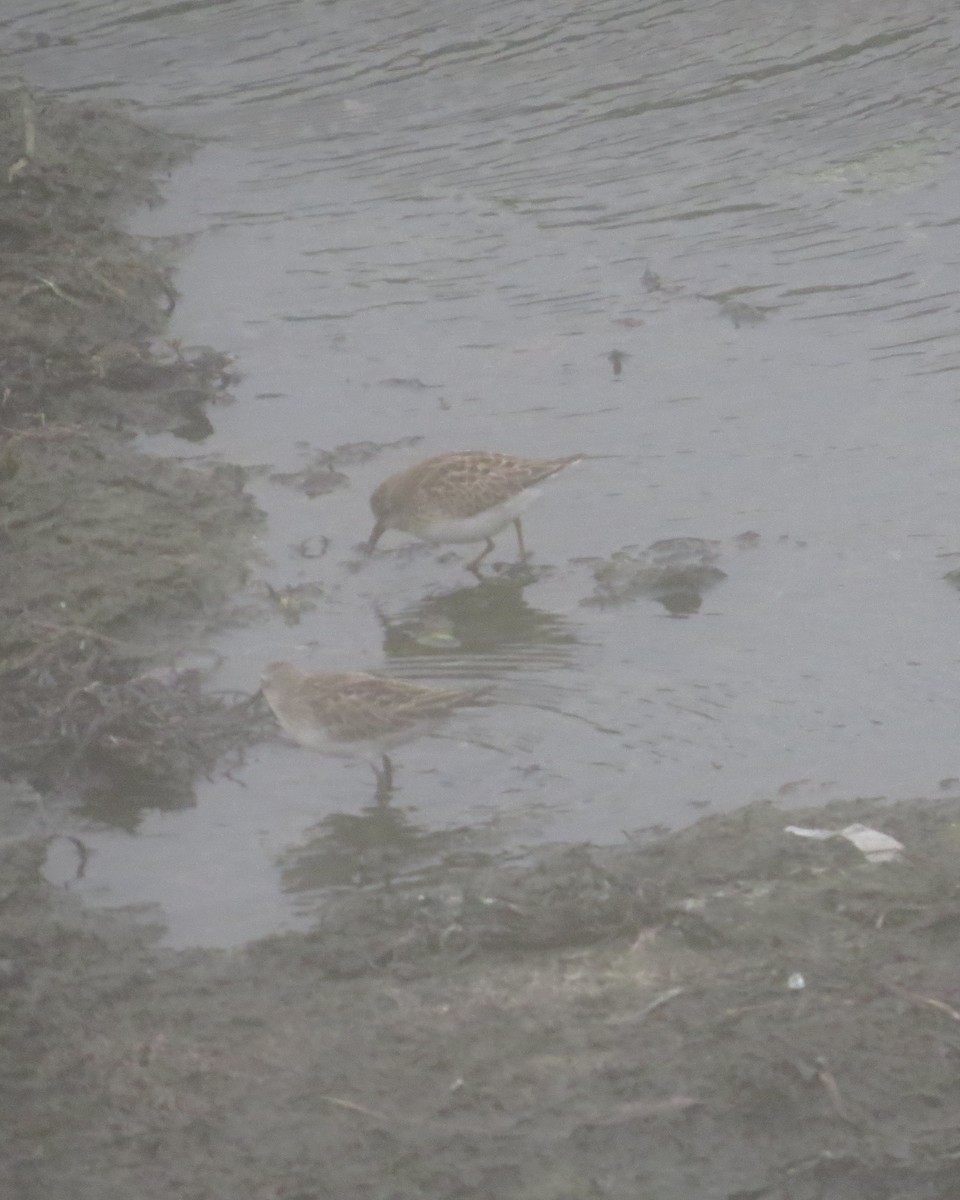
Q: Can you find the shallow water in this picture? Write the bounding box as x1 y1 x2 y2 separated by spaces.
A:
12 0 960 945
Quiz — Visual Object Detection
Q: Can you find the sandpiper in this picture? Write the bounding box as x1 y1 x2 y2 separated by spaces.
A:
366 450 582 575
261 661 490 790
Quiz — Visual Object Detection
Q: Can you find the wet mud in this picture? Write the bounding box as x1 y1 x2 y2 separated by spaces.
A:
2 87 960 1200
5 793 960 1199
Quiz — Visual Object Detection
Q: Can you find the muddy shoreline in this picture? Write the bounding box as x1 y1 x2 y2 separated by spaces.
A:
2 86 960 1200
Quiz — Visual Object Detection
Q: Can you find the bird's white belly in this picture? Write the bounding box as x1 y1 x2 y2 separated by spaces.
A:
420 488 542 544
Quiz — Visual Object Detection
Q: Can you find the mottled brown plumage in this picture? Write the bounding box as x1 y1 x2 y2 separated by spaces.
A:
366 450 581 573
261 662 489 758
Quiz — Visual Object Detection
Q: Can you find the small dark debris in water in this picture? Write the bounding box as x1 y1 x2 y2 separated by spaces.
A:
642 266 685 295
607 349 629 378
265 581 324 625
696 291 768 327
716 298 767 327
489 558 550 583
296 535 330 560
778 779 813 797
15 29 76 49
584 538 726 612
271 460 349 497
380 378 441 390
942 568 960 591
328 437 421 465
44 833 92 882
733 530 761 548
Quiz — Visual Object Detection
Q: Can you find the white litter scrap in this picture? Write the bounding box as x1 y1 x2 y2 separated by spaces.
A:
784 822 904 864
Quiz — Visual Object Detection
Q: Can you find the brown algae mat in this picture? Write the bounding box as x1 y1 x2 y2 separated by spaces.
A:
0 82 264 806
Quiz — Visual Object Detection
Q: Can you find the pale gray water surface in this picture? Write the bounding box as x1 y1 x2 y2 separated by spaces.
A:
11 0 960 944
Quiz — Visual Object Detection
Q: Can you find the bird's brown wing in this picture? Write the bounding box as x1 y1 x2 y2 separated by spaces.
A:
308 674 486 741
418 452 579 519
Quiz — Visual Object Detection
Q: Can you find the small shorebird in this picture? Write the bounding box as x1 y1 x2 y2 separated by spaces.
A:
366 450 582 575
261 661 490 792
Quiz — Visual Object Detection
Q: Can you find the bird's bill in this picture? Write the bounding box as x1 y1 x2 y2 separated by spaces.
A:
365 517 386 553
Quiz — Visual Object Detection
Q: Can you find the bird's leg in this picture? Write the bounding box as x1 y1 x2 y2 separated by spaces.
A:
372 753 396 803
465 537 496 576
513 517 528 562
